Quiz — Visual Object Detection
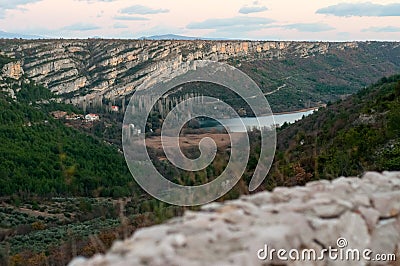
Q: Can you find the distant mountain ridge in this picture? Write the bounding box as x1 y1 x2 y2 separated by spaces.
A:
142 34 231 40
0 30 43 39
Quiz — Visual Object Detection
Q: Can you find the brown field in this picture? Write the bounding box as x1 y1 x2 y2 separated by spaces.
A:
145 133 232 159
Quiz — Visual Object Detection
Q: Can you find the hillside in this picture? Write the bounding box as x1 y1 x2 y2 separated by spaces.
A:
266 74 400 188
0 53 139 199
0 40 399 112
0 56 186 265
0 82 136 198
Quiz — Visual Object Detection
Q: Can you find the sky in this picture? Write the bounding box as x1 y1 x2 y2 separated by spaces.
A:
0 0 399 40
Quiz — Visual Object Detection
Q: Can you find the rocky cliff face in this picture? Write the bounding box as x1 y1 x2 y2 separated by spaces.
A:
0 40 399 111
2 61 24 79
70 172 400 266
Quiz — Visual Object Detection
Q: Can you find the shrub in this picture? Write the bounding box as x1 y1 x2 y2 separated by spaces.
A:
31 221 46 231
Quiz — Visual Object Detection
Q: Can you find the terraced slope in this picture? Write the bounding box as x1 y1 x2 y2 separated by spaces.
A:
1 40 399 112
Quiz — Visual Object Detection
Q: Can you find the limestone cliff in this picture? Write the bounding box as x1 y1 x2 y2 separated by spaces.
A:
0 40 399 112
2 61 24 79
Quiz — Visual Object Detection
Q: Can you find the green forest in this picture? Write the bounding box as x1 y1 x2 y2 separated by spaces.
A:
0 82 138 198
2 74 399 198
267 75 400 187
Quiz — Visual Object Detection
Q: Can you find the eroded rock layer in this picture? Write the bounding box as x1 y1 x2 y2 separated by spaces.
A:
1 40 399 111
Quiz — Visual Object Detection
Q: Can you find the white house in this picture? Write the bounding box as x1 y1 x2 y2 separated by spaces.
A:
85 113 99 121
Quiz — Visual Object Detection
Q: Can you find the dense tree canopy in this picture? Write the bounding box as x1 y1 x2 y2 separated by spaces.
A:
268 75 400 187
0 84 137 198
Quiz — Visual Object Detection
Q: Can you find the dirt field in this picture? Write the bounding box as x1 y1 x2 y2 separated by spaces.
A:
145 133 232 159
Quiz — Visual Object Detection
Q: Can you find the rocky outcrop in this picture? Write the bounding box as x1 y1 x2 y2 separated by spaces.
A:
69 171 400 266
2 61 23 79
0 61 24 97
0 40 399 112
2 40 314 100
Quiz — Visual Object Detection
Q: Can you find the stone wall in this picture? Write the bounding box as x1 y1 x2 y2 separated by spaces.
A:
70 172 400 266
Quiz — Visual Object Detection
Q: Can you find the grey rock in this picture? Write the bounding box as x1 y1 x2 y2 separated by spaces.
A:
312 203 347 218
357 206 380 231
369 218 400 257
69 172 400 266
371 191 400 218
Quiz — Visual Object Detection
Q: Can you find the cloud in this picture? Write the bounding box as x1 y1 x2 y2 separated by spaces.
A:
0 0 42 9
0 30 43 39
8 26 61 38
0 0 42 18
362 26 400 32
120 5 169 15
78 0 116 2
283 23 335 32
62 23 101 31
113 16 149 21
239 6 268 14
96 10 104 18
113 23 129 29
187 16 274 29
316 2 400 17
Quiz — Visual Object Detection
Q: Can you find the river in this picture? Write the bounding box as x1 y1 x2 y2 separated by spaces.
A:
200 108 317 132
